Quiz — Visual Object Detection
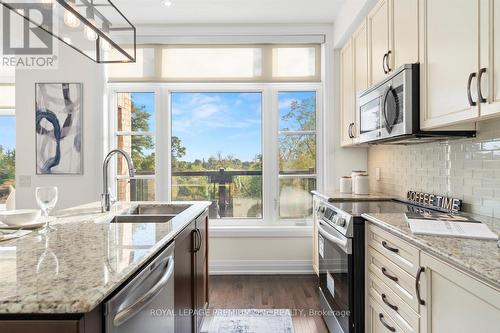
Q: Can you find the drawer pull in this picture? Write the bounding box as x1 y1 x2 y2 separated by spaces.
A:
381 293 398 311
378 313 396 332
416 266 426 306
381 267 398 282
382 241 399 253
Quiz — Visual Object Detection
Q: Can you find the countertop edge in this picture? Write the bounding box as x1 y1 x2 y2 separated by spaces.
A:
362 213 500 291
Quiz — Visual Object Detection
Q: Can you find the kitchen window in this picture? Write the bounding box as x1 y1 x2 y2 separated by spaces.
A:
0 84 16 205
108 43 322 224
114 92 156 201
278 91 317 220
109 84 321 224
171 92 263 219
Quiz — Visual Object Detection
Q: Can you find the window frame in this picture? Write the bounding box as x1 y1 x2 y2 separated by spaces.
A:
108 82 323 226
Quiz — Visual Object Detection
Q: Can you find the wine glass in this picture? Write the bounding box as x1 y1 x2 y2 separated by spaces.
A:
35 186 58 234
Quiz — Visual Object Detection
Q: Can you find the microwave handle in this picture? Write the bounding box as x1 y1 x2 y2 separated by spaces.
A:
382 86 393 134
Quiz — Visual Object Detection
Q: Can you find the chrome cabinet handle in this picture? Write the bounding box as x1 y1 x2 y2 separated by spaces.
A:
478 68 487 103
381 267 398 282
382 241 399 253
378 313 396 332
467 72 477 106
381 293 398 311
382 53 388 74
193 229 201 252
416 266 426 306
385 50 392 72
113 255 175 326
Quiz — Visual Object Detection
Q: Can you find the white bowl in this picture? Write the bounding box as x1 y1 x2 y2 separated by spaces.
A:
0 209 42 226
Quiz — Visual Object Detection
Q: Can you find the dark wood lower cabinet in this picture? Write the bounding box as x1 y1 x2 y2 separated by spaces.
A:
174 219 196 333
0 305 102 333
194 211 209 333
174 208 209 333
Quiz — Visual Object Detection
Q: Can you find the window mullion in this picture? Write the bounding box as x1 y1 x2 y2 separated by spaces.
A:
262 86 279 224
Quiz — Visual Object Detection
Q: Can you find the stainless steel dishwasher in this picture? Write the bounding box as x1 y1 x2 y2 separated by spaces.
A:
105 242 175 333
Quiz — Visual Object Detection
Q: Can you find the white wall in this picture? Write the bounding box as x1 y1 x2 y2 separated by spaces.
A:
15 42 106 210
332 0 379 47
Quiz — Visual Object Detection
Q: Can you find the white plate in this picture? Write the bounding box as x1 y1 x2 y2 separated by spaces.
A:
0 209 41 226
0 217 55 230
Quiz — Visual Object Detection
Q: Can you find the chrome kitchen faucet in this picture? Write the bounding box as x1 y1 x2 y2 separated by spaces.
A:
102 149 135 212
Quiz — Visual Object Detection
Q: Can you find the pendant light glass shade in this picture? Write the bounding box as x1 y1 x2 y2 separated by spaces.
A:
0 0 136 63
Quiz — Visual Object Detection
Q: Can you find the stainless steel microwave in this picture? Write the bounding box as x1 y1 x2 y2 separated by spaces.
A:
357 63 475 144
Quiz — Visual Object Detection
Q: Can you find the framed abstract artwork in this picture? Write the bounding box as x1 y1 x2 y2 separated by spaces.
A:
35 83 83 175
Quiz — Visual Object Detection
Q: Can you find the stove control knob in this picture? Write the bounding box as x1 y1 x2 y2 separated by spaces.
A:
336 217 346 227
319 206 326 214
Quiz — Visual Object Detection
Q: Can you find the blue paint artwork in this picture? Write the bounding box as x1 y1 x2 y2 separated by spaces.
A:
35 83 82 174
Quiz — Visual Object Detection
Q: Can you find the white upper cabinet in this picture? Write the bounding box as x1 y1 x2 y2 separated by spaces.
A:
478 0 500 118
419 0 480 129
391 0 419 69
368 0 391 85
353 19 369 141
340 39 355 147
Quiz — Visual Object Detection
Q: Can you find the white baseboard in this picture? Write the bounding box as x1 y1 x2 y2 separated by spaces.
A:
209 259 314 275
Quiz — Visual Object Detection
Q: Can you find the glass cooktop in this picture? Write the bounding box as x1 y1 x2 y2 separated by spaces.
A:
327 200 437 217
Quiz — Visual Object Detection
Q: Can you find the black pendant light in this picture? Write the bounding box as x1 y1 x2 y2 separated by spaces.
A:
0 0 136 63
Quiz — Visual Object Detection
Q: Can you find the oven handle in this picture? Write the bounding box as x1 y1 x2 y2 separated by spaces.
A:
318 221 351 253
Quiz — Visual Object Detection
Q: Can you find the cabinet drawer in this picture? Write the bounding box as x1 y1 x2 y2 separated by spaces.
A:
367 225 420 275
368 246 419 312
368 296 407 333
368 272 420 333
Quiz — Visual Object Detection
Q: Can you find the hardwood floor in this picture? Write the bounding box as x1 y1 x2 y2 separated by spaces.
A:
209 275 329 333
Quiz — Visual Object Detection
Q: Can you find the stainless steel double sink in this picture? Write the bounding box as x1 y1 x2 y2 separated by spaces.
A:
110 204 192 223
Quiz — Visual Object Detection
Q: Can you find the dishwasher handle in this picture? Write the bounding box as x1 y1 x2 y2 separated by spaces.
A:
113 255 174 327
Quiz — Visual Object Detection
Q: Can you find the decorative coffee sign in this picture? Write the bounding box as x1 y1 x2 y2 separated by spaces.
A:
407 191 462 212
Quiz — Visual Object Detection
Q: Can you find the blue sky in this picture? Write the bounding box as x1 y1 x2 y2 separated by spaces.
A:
0 117 15 151
172 92 262 162
130 91 315 162
131 92 155 132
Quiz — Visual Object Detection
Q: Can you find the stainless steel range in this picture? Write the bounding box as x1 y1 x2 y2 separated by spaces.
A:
315 197 439 333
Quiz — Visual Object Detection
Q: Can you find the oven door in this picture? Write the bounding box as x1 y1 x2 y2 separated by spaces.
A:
318 219 353 333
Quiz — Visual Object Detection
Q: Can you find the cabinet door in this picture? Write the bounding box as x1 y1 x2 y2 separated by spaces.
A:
174 220 195 333
391 0 419 69
353 19 369 141
419 0 480 129
479 0 500 117
369 0 391 85
194 211 209 333
340 39 355 147
420 253 500 333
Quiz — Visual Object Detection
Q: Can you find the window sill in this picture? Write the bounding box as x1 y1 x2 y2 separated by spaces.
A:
209 225 313 238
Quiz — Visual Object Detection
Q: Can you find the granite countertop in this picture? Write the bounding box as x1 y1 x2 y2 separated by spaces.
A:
311 190 394 202
362 212 500 290
0 201 210 314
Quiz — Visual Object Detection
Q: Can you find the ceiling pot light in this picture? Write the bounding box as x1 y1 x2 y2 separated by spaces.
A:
63 0 80 28
162 0 173 7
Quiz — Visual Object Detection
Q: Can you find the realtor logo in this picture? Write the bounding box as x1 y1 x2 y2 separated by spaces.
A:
1 2 57 68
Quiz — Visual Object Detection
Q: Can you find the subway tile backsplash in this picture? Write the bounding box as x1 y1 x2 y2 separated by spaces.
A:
368 119 500 218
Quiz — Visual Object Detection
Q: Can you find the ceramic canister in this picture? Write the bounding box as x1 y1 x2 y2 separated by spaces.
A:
351 170 366 194
340 176 352 194
354 174 369 195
